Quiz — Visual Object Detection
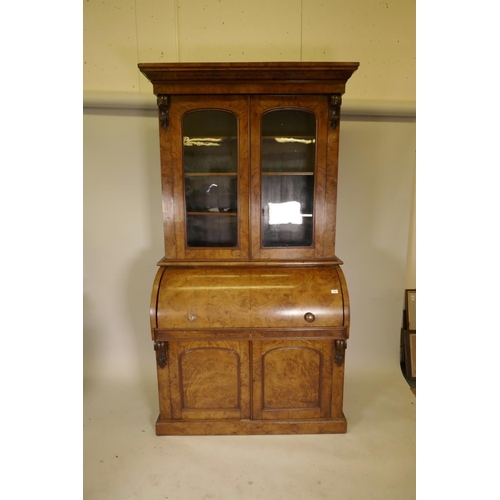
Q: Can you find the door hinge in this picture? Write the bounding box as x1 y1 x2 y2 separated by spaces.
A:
154 341 168 369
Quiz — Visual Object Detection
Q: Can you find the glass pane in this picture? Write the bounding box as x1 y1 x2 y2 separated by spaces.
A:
261 109 316 247
185 176 237 214
186 215 238 247
183 110 238 248
262 110 316 173
183 110 237 174
262 175 314 247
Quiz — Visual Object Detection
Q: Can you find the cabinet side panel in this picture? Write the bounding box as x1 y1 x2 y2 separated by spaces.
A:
157 364 173 420
313 98 329 258
331 352 346 418
159 106 178 259
324 107 340 258
168 342 183 419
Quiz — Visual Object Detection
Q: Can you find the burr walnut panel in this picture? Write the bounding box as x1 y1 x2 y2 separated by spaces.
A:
180 349 240 409
262 347 321 408
154 266 349 330
168 340 250 421
252 339 334 420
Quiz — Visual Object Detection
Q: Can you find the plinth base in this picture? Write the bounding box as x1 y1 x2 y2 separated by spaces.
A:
155 415 347 435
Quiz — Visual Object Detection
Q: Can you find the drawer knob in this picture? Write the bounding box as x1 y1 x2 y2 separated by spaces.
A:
188 313 197 322
304 312 315 323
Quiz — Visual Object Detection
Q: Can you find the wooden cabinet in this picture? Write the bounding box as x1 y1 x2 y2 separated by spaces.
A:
140 62 358 435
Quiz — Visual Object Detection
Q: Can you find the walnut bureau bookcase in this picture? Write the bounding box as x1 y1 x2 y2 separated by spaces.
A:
138 62 359 435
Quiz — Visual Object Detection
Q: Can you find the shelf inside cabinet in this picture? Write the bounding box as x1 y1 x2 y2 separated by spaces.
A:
262 136 316 142
186 212 237 216
184 136 237 142
185 173 238 177
262 172 314 176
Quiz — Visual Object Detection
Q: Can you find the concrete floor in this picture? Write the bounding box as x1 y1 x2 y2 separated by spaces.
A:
84 366 415 500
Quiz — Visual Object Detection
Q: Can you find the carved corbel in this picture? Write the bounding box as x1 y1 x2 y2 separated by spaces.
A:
330 94 342 130
334 339 347 366
157 95 170 130
154 341 168 369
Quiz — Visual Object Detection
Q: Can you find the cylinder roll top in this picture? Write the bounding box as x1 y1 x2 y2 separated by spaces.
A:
152 266 349 330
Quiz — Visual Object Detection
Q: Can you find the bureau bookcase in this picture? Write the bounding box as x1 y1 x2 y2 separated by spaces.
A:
139 62 359 435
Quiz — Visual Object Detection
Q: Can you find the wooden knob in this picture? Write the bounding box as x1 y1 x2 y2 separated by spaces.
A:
304 312 315 323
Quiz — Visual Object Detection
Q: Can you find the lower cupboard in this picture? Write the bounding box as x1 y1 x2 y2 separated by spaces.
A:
150 265 350 435
153 335 348 435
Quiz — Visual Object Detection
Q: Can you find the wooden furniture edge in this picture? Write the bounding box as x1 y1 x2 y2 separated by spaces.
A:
150 267 166 339
155 258 345 267
334 265 350 329
155 416 347 435
153 328 348 341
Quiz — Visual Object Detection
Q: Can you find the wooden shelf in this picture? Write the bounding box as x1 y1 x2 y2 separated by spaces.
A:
262 136 316 141
262 172 314 176
185 172 237 177
187 212 237 216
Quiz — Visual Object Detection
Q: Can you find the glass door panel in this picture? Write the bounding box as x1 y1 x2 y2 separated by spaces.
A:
261 109 316 248
183 110 238 248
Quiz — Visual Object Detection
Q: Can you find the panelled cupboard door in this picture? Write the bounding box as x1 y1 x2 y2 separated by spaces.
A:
250 96 333 260
165 96 250 260
252 339 334 420
168 340 251 420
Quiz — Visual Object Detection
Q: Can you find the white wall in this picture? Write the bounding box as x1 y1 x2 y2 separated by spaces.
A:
83 0 416 382
84 0 415 100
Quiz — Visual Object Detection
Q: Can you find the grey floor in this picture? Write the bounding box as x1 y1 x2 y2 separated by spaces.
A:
84 366 415 500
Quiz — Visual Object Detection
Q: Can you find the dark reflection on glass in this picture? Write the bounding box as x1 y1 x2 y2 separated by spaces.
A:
183 110 238 248
183 110 238 174
261 109 316 247
186 215 238 248
262 110 316 173
185 176 237 214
